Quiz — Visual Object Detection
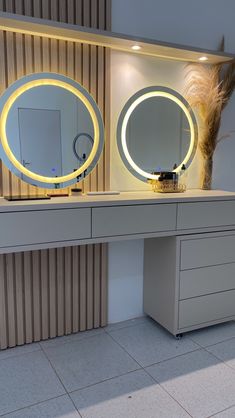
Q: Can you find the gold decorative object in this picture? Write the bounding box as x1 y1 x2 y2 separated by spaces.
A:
184 39 235 190
148 179 186 193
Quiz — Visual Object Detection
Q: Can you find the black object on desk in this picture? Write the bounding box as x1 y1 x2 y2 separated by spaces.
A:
4 195 51 201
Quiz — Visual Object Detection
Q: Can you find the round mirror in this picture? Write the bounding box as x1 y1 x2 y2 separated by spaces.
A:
0 73 104 188
117 86 198 182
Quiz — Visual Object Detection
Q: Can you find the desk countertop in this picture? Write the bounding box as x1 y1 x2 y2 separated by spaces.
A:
0 189 235 213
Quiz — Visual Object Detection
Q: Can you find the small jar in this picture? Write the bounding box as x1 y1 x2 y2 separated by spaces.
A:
71 188 83 196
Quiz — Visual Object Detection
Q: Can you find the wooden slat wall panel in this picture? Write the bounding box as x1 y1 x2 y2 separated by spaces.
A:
0 0 110 349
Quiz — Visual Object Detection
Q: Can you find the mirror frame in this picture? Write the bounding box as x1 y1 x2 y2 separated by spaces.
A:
117 86 198 183
0 72 104 189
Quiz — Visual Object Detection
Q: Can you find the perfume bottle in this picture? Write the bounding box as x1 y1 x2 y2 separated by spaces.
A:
179 164 187 188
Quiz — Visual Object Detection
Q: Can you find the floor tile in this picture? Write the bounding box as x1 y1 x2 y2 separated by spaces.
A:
71 369 190 418
212 405 235 417
0 351 65 416
0 342 41 361
1 395 80 418
40 328 105 349
206 337 235 369
105 316 151 333
146 349 235 418
109 321 199 367
189 321 235 347
44 333 139 392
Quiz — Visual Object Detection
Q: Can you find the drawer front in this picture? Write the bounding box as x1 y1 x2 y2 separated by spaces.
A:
177 201 235 230
92 204 177 238
180 263 235 299
180 234 235 270
179 290 235 329
0 208 91 248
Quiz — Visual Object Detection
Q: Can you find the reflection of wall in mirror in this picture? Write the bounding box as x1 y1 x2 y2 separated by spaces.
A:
6 85 94 185
18 108 62 180
126 97 190 173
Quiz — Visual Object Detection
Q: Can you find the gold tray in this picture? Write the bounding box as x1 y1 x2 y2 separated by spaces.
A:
148 179 186 193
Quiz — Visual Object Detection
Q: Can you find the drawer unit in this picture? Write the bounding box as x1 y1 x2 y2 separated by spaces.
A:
92 204 177 238
179 290 235 329
180 263 235 299
179 232 235 331
0 208 91 248
180 234 235 270
177 200 235 230
144 232 235 336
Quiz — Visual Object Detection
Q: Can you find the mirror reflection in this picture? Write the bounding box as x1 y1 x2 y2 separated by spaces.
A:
126 96 191 174
6 84 94 183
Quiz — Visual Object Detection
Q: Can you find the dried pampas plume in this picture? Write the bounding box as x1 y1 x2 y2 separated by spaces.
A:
184 39 235 189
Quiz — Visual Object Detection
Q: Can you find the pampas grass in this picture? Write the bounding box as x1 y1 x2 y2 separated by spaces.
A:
184 42 235 189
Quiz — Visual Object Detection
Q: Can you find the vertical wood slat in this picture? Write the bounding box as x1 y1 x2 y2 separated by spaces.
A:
41 249 49 339
32 250 41 341
87 244 94 329
56 247 65 336
104 47 111 191
5 30 19 196
101 242 108 325
64 246 72 334
0 255 7 348
0 0 110 349
79 245 87 331
72 246 79 333
48 248 57 338
94 244 101 327
14 253 25 345
6 253 16 347
23 252 33 343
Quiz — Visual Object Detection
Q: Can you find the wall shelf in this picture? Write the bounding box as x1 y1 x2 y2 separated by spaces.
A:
0 11 234 64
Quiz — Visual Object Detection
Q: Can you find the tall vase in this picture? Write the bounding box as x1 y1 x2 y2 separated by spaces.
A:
201 155 213 190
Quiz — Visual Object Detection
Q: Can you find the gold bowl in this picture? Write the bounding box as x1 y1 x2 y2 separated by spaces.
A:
148 179 186 193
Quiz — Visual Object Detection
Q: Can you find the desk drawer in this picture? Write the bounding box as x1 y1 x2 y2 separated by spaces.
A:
0 208 91 248
179 290 235 329
180 263 235 299
180 234 235 270
92 204 176 238
177 201 235 230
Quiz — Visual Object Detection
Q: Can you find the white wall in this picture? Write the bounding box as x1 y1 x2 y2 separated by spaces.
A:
108 0 235 323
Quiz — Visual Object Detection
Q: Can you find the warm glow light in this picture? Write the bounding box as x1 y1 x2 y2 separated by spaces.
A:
199 56 208 61
131 45 141 51
0 78 101 184
121 91 196 180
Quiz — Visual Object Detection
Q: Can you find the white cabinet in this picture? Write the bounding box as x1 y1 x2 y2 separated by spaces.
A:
1 191 235 337
144 231 235 336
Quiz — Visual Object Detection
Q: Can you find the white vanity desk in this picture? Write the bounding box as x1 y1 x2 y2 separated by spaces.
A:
1 189 235 337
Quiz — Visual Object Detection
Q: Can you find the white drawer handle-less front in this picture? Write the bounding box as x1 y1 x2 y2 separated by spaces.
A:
177 200 235 230
0 208 91 248
92 204 177 238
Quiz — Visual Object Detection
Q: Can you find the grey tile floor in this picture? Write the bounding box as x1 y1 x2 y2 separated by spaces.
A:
1 318 235 417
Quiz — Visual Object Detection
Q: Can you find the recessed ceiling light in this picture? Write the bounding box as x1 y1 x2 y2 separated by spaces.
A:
199 56 208 61
132 45 141 51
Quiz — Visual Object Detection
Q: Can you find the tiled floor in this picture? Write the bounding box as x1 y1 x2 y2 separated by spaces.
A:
2 318 235 417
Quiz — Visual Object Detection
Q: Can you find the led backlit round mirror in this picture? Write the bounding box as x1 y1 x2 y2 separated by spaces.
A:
0 73 104 189
117 86 198 182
